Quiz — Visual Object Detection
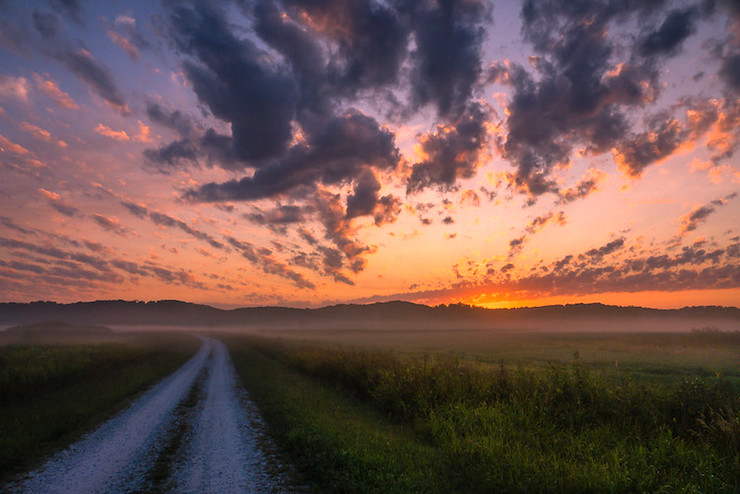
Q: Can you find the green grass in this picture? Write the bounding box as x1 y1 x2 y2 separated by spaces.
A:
226 334 740 493
0 332 200 483
226 336 450 492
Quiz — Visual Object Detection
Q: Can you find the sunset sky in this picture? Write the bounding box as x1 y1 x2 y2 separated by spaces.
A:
0 0 738 309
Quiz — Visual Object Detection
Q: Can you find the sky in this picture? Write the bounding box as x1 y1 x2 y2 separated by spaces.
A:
0 0 738 309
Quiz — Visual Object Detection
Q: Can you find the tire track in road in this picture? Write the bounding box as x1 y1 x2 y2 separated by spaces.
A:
169 339 277 493
9 337 212 494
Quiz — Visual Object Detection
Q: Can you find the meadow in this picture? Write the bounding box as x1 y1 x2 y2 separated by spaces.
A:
226 328 740 493
0 330 199 483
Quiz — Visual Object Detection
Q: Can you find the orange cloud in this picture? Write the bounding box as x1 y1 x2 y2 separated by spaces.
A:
95 123 130 141
33 73 79 110
134 120 153 143
0 74 29 102
0 134 30 155
107 30 139 60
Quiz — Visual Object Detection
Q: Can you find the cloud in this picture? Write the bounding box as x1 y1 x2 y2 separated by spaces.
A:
525 211 567 234
677 193 737 237
51 48 129 114
169 4 297 163
32 10 60 40
638 8 700 57
460 189 481 206
402 0 492 118
185 110 399 201
508 210 567 257
494 0 721 199
226 236 315 289
719 53 740 92
357 236 740 305
407 102 491 193
91 214 133 237
583 237 625 261
613 117 683 178
120 200 224 250
94 123 129 141
108 30 139 60
145 103 196 137
104 15 148 61
0 74 29 102
0 134 31 156
49 0 84 25
344 170 402 225
245 205 307 232
558 168 607 204
38 188 79 217
33 73 79 110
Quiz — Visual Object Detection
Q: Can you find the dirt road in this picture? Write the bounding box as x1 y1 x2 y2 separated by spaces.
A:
10 336 284 493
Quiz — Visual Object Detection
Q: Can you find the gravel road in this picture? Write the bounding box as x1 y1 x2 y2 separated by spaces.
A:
10 336 285 493
169 339 276 493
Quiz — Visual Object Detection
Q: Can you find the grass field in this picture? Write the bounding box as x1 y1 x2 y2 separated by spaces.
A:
0 331 200 483
226 329 740 493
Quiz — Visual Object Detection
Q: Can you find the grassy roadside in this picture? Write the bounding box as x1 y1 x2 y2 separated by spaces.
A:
0 332 200 483
227 335 740 493
225 335 451 493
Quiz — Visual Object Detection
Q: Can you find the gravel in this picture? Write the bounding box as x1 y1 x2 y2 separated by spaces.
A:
169 339 277 493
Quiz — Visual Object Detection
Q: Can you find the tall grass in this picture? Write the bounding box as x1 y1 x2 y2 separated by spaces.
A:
0 333 199 483
237 337 740 492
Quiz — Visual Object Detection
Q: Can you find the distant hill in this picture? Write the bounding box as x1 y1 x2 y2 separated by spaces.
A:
0 300 738 332
1 321 113 344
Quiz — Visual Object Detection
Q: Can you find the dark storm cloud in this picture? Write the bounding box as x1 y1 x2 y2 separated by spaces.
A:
155 0 496 203
719 53 740 92
346 171 381 219
186 111 399 201
638 8 699 57
143 129 239 171
145 103 196 137
144 138 198 168
407 102 490 193
497 0 717 198
169 3 298 163
267 0 408 99
400 0 492 118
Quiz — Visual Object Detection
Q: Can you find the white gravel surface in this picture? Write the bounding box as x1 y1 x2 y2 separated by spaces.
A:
170 338 276 493
9 336 287 493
